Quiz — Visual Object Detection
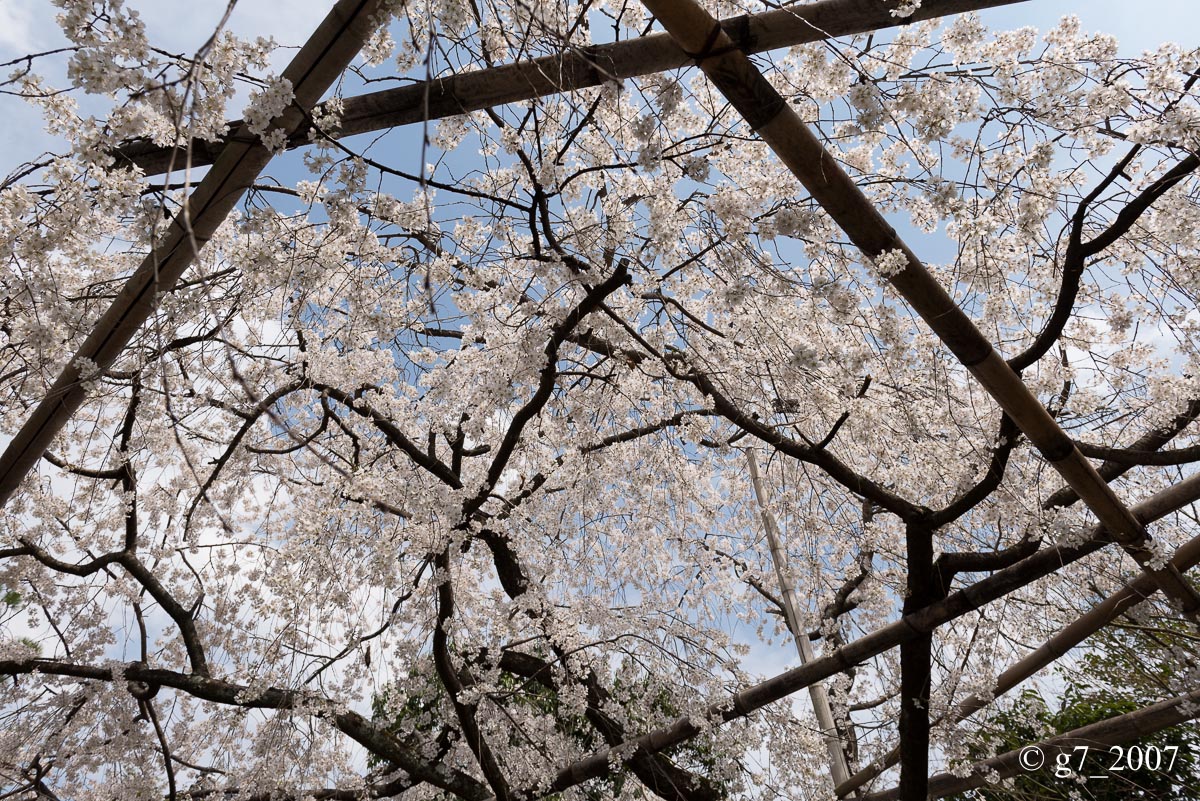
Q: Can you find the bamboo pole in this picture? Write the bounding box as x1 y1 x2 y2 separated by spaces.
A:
636 0 1200 621
744 448 854 790
541 473 1200 796
117 0 1029 177
0 0 388 508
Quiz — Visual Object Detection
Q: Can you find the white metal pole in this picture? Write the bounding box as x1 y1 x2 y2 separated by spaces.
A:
745 448 853 790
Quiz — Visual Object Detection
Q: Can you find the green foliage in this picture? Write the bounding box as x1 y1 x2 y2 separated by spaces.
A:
370 655 729 799
1 584 40 655
948 616 1200 801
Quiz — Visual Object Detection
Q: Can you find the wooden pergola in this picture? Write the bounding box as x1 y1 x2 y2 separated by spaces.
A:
3 1 1199 799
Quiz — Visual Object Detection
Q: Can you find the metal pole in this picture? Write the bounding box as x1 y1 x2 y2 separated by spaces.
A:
745 448 854 790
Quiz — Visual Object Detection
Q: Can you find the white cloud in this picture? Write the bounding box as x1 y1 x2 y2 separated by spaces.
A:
0 1 42 57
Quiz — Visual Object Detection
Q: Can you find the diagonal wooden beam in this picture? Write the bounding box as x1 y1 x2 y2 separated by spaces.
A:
635 0 1200 609
630 2 1200 799
540 473 1200 798
117 0 1029 177
860 684 1200 801
0 0 390 508
838 484 1200 795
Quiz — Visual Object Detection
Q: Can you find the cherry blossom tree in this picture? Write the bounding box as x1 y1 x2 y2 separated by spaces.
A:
2 1 1200 800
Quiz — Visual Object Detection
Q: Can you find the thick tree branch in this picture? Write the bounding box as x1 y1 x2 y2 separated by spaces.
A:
0 658 490 799
1007 146 1143 373
464 260 631 518
1082 154 1200 256
432 548 513 801
1046 396 1200 509
1073 438 1200 466
665 354 927 521
929 413 1019 527
316 383 464 489
861 685 1200 801
539 471 1200 798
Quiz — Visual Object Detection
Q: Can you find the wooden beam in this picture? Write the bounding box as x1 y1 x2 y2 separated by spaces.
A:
861 685 1200 801
0 0 389 507
116 0 1029 177
540 473 1200 797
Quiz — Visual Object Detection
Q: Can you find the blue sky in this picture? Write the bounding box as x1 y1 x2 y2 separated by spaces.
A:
982 0 1200 54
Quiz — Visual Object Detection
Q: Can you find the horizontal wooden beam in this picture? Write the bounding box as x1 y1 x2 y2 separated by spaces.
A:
117 0 1028 177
